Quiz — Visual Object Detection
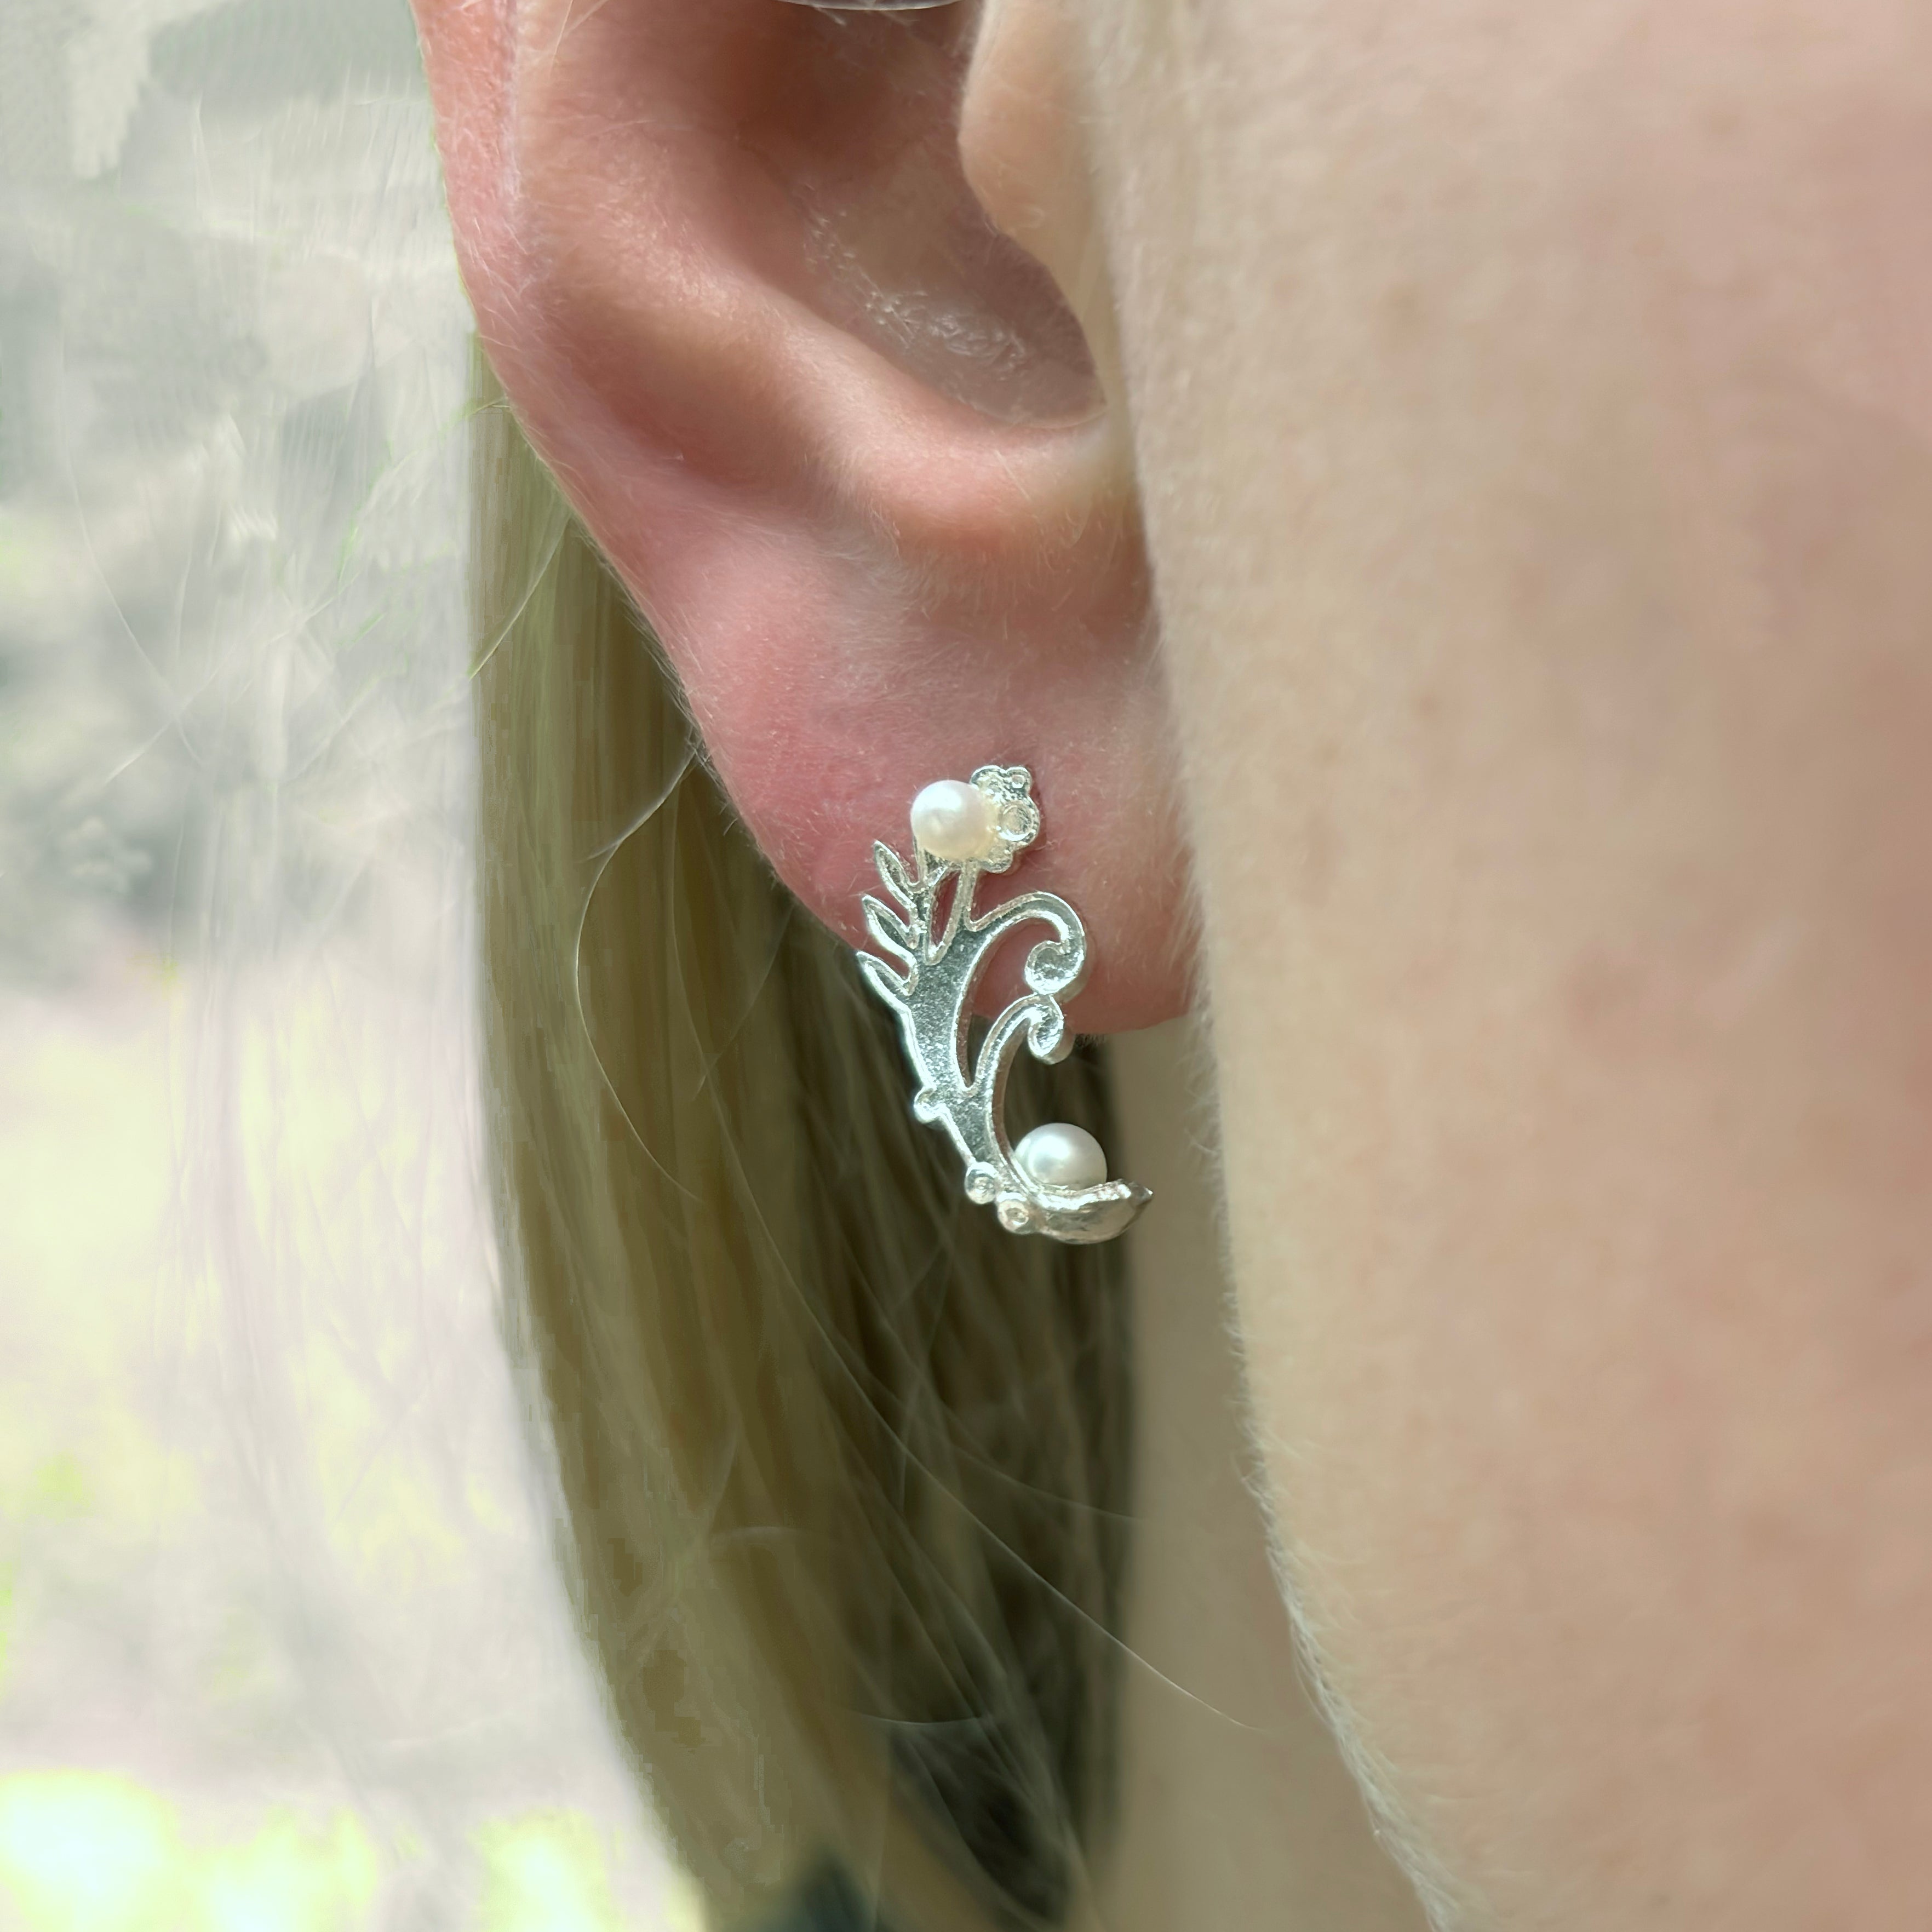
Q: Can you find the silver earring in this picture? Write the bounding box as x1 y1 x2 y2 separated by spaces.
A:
856 765 1151 1244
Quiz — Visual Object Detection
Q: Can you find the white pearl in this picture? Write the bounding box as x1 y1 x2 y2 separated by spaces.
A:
909 779 995 862
1014 1122 1108 1191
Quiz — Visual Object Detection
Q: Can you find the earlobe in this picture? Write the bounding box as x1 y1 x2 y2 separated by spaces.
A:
417 0 1194 1030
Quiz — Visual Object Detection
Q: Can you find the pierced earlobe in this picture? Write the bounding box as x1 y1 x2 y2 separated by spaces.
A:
417 0 1194 1032
856 765 1152 1244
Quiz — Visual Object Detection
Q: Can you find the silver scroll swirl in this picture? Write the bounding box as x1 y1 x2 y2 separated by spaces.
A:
854 764 1151 1244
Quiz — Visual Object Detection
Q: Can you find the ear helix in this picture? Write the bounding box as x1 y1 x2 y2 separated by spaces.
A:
853 765 1151 1244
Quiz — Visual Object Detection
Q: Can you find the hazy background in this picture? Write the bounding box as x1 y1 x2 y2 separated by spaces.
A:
0 3 690 1925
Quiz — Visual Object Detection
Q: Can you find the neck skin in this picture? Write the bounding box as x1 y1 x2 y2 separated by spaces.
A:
1089 1019 1427 1932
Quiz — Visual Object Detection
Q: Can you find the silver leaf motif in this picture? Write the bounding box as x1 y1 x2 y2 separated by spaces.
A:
856 765 1151 1243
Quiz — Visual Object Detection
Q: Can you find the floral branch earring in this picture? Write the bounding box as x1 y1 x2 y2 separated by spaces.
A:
856 767 1151 1243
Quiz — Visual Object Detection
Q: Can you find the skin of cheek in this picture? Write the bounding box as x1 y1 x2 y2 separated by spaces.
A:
1078 0 1932 1925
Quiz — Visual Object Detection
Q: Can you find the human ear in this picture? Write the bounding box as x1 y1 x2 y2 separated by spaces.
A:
411 0 1192 1031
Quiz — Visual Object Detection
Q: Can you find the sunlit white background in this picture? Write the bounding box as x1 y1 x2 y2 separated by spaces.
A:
0 3 690 1925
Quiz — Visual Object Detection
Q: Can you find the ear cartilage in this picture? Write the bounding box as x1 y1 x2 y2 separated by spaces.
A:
854 765 1151 1244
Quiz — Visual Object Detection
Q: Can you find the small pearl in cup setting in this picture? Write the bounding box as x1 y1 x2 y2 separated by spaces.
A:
1014 1122 1109 1192
910 779 997 863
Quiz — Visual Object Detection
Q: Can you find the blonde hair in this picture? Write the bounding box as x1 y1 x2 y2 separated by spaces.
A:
471 362 1133 1930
